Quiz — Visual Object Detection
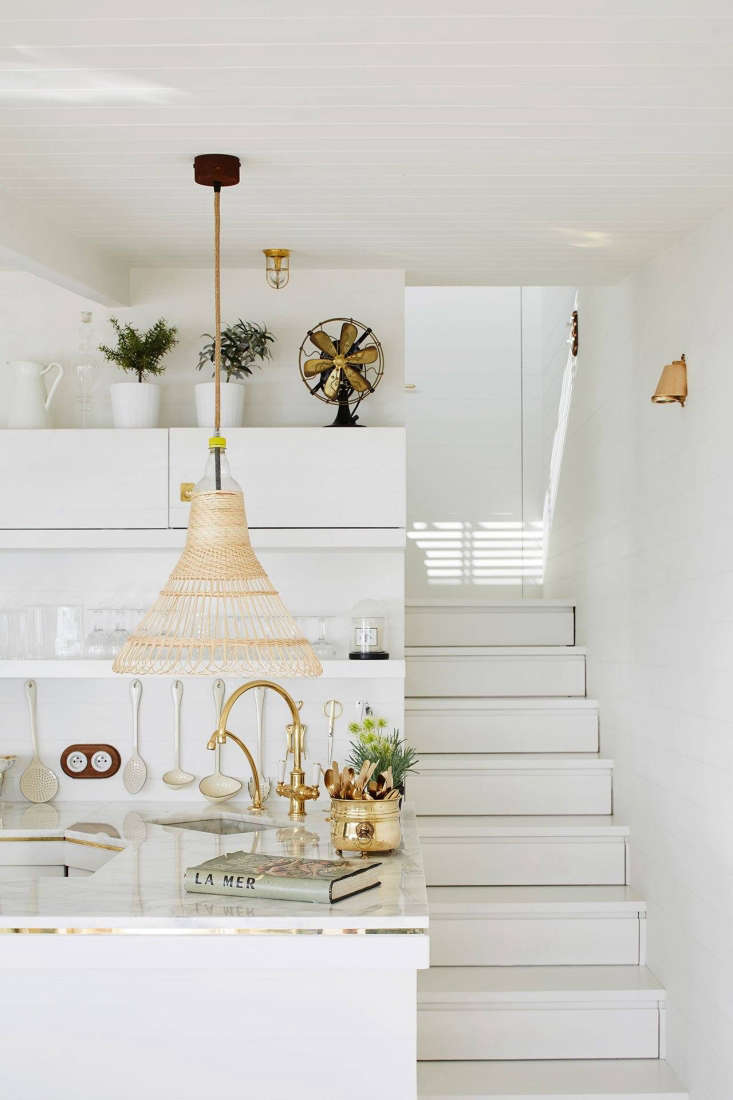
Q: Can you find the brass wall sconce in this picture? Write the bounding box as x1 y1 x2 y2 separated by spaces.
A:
651 354 687 406
263 248 290 290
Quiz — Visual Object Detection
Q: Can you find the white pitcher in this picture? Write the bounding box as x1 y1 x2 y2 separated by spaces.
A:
7 360 64 428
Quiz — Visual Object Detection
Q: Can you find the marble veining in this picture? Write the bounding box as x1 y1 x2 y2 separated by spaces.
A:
0 799 428 932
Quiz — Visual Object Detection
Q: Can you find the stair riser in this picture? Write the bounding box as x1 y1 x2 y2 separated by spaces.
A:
418 1005 660 1060
406 655 586 698
407 707 599 753
412 772 612 816
406 606 574 647
429 916 642 966
421 838 628 886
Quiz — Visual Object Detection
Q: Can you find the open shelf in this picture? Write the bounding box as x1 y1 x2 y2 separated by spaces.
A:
0 528 405 551
0 659 406 680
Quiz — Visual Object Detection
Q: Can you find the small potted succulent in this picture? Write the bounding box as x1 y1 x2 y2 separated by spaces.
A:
99 317 178 428
346 715 419 799
195 320 275 428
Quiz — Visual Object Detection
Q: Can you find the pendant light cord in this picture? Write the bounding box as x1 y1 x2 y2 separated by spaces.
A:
213 183 222 490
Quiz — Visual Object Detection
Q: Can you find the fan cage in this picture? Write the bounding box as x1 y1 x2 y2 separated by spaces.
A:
298 316 384 409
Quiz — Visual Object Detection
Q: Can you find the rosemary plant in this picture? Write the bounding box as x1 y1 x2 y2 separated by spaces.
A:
346 716 419 789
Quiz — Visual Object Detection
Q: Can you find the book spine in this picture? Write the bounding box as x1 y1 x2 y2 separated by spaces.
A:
183 869 329 904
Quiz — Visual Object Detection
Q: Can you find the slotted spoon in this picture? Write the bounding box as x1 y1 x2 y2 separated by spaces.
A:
199 678 242 803
122 679 147 795
19 680 58 804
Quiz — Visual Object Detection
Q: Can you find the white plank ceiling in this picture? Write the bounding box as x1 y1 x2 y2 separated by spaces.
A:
1 0 733 286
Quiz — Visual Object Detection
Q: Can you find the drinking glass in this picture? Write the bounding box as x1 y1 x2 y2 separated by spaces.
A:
55 606 83 658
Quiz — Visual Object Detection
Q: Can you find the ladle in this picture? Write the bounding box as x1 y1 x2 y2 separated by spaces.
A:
199 678 242 803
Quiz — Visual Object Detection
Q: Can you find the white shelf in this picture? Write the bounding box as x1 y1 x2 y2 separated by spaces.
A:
0 659 405 680
0 528 405 551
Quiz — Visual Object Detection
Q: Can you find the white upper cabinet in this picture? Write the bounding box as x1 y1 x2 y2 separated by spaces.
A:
169 428 406 529
0 430 169 529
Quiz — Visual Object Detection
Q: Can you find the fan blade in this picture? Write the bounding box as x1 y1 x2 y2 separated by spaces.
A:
309 329 338 357
343 365 374 393
323 366 342 400
339 322 358 356
345 346 378 366
303 358 331 377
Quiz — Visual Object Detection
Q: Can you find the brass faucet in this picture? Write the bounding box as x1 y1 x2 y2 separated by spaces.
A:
205 679 319 819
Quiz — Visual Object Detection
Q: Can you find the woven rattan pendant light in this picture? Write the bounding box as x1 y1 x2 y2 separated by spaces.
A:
113 155 322 678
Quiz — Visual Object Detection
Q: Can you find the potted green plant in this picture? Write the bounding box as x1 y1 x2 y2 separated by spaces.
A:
346 715 419 798
99 317 178 428
195 320 275 428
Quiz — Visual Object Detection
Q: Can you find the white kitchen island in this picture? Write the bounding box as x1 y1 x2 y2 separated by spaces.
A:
0 799 428 1100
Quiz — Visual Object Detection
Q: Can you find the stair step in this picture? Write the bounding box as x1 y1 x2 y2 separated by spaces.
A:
406 600 575 647
418 817 629 886
428 886 645 965
406 647 586 698
412 755 613 816
418 1059 687 1099
407 698 599 754
418 966 665 1061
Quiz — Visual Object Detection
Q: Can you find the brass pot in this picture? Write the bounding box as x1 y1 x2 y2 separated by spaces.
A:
330 797 401 858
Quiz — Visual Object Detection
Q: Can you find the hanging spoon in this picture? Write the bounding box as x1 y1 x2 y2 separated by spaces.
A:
162 681 194 789
122 680 147 795
199 678 242 803
19 681 58 804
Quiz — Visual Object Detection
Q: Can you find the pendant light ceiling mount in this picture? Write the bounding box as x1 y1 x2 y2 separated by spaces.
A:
193 153 241 189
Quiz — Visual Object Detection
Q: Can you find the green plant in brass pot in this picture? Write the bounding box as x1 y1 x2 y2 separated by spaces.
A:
346 716 419 795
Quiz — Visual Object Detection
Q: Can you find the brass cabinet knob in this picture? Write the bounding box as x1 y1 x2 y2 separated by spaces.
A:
179 482 194 502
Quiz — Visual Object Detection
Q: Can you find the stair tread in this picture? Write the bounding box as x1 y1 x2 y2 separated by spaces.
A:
417 1059 687 1098
418 815 629 836
418 753 613 770
428 885 645 913
407 646 587 657
418 965 665 1002
407 600 575 608
407 697 599 710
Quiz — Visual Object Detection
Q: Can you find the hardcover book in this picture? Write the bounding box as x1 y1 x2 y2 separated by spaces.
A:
183 850 382 904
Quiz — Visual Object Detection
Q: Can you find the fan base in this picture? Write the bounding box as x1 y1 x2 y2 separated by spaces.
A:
327 403 361 427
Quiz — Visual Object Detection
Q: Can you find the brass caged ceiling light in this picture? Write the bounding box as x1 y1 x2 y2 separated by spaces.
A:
263 248 290 290
113 157 321 678
651 354 687 406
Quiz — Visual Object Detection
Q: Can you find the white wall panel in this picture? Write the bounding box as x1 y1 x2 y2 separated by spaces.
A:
545 201 733 1100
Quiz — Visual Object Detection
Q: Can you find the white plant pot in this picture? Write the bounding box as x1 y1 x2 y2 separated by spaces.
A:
195 380 246 428
110 382 161 428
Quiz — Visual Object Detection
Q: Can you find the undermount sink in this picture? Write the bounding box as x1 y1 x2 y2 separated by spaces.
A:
157 817 276 836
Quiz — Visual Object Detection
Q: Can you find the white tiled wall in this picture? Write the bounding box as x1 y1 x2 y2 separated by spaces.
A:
545 205 733 1100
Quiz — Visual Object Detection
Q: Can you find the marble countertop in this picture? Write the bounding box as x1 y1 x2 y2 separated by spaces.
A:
0 798 428 932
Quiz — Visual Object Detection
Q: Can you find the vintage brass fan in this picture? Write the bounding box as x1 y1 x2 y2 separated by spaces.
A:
299 317 384 426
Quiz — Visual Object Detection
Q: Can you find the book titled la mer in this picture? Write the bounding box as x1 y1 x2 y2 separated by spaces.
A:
193 870 257 891
184 851 382 904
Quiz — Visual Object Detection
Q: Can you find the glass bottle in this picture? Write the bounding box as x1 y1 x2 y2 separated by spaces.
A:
76 310 96 427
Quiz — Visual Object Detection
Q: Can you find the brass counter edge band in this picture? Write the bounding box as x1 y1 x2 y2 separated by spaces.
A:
0 926 427 936
0 836 124 852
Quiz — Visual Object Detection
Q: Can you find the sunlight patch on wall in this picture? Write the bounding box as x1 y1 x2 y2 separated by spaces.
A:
408 521 544 587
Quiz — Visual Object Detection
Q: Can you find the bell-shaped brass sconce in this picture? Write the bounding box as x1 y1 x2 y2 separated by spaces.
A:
651 354 687 406
263 248 290 290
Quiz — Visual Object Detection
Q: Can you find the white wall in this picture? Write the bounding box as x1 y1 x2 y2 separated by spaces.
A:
545 205 733 1100
0 267 404 429
404 287 523 597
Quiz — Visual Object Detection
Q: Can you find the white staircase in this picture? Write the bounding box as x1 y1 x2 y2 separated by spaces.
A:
408 600 687 1100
